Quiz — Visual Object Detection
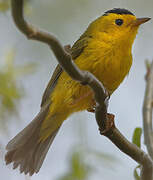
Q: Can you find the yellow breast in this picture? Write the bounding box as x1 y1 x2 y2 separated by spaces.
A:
75 33 133 94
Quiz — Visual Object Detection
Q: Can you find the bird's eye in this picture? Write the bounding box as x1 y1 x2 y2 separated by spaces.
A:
115 19 123 26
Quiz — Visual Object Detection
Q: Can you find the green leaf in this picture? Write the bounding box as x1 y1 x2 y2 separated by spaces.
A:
0 1 10 12
134 165 141 180
132 127 142 148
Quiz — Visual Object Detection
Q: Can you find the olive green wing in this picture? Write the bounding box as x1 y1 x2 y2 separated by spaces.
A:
41 34 90 107
70 34 90 59
41 65 62 106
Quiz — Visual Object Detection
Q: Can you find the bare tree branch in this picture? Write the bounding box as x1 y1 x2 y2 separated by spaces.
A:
143 61 153 159
11 0 153 179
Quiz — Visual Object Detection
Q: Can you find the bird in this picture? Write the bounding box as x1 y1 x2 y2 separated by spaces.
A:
5 8 150 175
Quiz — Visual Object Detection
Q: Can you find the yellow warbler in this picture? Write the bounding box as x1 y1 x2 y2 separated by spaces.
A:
5 8 150 175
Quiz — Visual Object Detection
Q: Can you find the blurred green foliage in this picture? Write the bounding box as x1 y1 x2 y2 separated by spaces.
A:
57 151 91 180
0 0 32 14
0 0 10 12
57 146 118 180
132 127 142 148
0 49 36 132
0 1 35 133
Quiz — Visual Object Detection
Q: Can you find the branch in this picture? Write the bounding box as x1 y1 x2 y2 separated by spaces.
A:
143 61 153 159
11 0 153 179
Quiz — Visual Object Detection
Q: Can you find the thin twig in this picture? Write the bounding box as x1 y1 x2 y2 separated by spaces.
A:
11 0 153 179
143 61 153 159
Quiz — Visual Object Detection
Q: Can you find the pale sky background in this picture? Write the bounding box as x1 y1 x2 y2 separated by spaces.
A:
0 0 153 180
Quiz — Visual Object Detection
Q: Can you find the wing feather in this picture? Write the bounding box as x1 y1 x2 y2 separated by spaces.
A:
41 34 91 107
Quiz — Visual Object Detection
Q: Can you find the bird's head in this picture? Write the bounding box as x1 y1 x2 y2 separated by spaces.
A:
89 8 151 45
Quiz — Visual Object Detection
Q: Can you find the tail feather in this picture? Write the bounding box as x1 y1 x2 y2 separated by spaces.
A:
34 129 59 173
6 103 49 151
5 103 60 176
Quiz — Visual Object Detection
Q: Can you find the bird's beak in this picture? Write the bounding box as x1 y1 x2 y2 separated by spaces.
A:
132 17 151 26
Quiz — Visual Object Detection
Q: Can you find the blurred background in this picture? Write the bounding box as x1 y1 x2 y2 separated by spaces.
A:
0 0 153 179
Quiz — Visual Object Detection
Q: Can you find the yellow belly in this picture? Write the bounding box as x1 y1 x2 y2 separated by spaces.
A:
51 45 132 113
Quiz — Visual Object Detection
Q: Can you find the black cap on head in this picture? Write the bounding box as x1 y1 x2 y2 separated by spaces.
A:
104 8 134 16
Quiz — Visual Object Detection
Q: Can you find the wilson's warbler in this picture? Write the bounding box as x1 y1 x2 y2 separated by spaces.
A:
5 8 150 175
